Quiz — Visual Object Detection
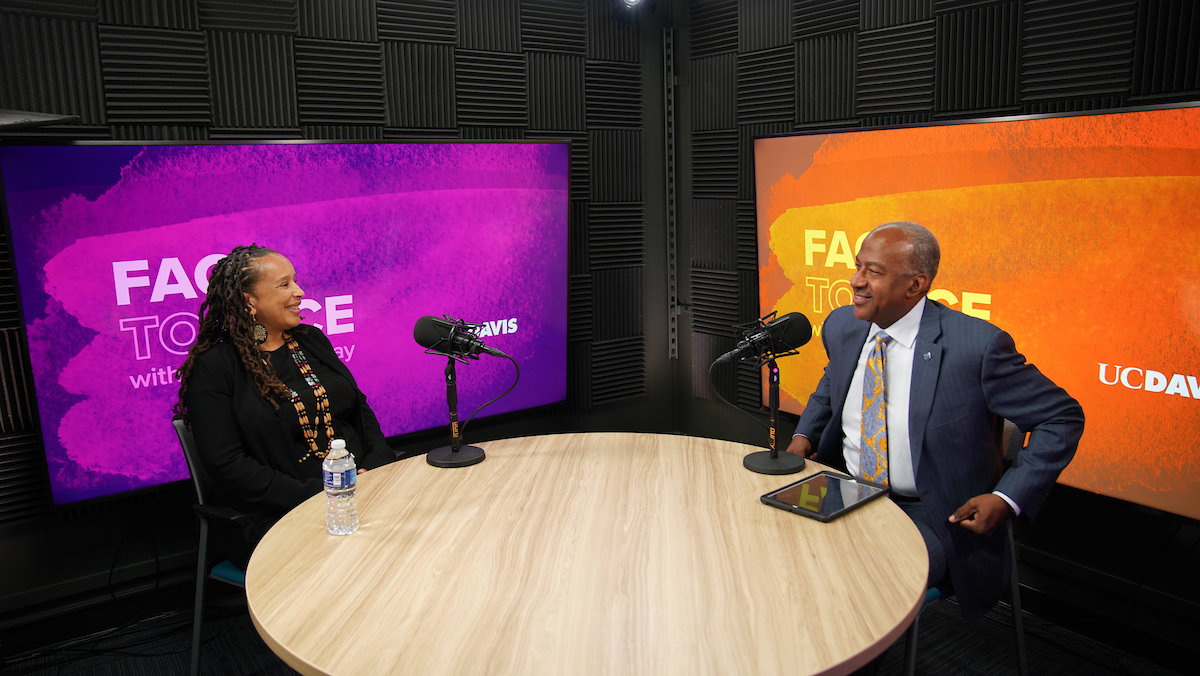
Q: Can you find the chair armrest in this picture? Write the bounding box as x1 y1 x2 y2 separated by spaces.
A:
193 504 249 524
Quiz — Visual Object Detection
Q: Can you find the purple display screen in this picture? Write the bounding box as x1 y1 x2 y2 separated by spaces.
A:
0 142 569 505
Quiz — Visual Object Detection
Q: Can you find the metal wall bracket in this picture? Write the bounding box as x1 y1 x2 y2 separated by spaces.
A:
663 27 679 359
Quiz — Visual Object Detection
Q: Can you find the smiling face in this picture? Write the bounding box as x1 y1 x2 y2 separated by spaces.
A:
849 227 930 328
243 253 304 341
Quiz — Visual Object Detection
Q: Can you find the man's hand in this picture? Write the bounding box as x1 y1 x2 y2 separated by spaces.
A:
949 493 1010 536
785 435 814 458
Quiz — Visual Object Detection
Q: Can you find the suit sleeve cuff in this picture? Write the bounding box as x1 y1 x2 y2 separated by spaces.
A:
993 491 1021 517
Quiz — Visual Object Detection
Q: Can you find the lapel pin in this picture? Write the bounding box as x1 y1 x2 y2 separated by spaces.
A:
923 352 932 361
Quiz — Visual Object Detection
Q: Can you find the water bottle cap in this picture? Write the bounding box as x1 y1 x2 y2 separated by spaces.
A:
328 438 348 458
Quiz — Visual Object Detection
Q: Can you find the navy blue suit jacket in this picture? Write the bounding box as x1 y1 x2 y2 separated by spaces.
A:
795 299 1084 620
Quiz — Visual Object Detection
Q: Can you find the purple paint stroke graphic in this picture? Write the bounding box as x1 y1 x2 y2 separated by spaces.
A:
2 143 569 505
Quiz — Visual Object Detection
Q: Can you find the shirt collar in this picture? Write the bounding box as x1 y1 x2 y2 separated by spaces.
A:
870 297 926 349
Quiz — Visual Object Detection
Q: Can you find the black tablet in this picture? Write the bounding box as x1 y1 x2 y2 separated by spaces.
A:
761 471 889 522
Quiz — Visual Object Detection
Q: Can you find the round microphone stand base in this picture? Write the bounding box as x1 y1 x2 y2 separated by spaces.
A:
427 445 486 468
743 450 806 475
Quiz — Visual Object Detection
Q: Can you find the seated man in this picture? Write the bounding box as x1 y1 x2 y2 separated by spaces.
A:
786 221 1084 621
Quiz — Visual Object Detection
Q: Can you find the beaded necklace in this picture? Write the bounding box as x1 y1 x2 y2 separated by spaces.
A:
267 333 335 463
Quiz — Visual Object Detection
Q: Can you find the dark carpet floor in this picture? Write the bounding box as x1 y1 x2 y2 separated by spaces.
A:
0 596 1183 675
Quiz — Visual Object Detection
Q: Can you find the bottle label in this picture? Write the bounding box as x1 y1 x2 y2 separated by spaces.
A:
324 468 356 490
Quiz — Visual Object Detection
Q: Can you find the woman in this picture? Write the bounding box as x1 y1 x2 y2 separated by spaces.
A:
175 244 396 568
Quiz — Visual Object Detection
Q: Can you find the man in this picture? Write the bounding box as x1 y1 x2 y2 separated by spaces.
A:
786 222 1083 621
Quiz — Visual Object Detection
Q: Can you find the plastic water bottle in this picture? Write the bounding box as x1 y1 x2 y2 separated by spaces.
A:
323 439 359 535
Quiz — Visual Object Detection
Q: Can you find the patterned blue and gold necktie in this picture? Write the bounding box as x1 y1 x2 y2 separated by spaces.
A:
861 331 891 485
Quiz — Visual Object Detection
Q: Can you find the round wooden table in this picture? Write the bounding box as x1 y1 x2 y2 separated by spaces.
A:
246 433 927 675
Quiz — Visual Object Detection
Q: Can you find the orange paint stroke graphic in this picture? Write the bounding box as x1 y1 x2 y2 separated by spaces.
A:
757 107 1200 520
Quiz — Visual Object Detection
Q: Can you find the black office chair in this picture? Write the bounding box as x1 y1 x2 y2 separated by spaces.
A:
174 416 248 676
902 419 1029 676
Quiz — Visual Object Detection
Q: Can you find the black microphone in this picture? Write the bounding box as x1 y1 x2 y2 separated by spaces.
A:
414 315 509 358
715 312 812 364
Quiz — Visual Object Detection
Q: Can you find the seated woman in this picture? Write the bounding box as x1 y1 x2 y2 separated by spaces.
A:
175 244 396 568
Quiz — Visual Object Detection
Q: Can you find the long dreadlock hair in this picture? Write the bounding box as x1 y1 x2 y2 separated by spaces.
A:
174 244 292 423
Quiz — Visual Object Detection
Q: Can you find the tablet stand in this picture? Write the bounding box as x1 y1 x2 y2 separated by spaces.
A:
427 356 486 468
742 357 806 475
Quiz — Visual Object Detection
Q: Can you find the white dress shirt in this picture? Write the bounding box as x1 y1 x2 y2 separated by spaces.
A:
840 298 925 497
829 297 1021 513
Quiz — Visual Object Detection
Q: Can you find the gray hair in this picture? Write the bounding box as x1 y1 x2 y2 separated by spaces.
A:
872 221 940 284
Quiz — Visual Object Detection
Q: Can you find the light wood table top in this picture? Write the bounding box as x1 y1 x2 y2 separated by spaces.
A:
246 433 927 676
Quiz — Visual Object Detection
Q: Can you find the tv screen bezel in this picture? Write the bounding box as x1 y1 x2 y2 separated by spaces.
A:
0 137 573 508
749 99 1200 523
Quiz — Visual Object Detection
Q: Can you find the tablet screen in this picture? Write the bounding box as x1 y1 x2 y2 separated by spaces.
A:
765 472 888 519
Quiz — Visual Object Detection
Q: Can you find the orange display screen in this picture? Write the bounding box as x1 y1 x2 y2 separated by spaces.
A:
755 105 1200 522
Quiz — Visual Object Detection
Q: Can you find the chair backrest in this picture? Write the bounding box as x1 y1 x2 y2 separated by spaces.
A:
1000 419 1027 468
174 416 212 507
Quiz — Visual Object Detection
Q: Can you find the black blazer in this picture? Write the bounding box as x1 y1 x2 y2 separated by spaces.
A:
186 326 396 517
